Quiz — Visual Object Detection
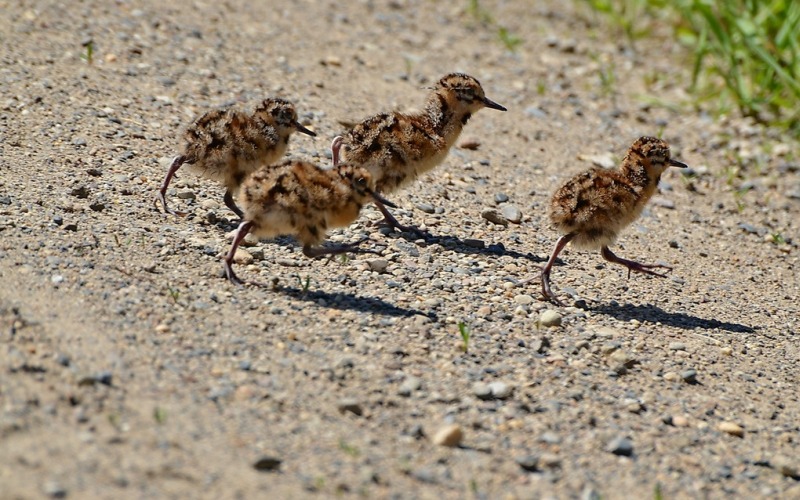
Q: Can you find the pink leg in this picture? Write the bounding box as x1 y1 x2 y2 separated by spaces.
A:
372 197 428 237
223 220 254 286
223 189 244 219
331 136 343 167
540 233 575 306
600 246 671 279
155 155 188 216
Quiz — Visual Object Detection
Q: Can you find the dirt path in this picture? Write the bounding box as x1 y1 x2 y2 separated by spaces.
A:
2 0 799 498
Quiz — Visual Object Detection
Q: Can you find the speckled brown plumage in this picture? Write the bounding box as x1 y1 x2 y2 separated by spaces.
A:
331 73 506 232
155 97 316 217
540 136 688 305
222 159 395 285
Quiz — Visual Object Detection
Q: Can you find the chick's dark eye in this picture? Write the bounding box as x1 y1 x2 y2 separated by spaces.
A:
356 177 367 186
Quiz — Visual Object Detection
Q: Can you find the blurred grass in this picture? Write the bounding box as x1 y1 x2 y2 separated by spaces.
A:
583 0 800 132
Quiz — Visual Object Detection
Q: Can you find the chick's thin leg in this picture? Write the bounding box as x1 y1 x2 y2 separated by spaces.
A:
223 220 254 286
155 155 189 216
540 233 575 306
331 136 343 167
372 197 429 237
223 189 244 219
601 246 671 279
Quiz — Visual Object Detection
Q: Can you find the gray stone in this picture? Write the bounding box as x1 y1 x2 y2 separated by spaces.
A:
253 456 281 472
539 431 561 444
494 193 509 204
500 203 523 223
607 437 634 456
368 259 390 273
488 381 513 399
480 208 508 226
473 382 493 400
337 398 363 416
681 369 698 384
42 480 67 498
415 202 435 214
398 376 422 396
539 310 562 327
515 454 539 471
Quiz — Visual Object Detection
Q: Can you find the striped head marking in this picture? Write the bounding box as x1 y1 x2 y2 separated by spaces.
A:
255 98 316 136
631 136 687 170
435 73 506 111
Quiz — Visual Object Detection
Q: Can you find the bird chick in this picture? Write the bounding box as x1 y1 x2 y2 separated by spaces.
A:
540 136 688 305
156 97 316 217
222 159 396 285
330 73 506 233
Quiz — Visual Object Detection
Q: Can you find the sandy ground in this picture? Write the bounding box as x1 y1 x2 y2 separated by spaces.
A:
1 0 799 498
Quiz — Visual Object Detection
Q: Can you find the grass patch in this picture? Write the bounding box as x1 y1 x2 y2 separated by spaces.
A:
458 321 470 353
583 0 800 131
466 0 523 52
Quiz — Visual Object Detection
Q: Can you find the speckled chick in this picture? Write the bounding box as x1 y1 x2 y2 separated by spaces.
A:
156 97 316 217
331 73 506 233
223 160 395 285
540 136 688 305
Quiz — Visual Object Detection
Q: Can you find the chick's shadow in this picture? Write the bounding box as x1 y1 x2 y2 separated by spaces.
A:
592 303 756 333
264 283 436 319
391 230 547 264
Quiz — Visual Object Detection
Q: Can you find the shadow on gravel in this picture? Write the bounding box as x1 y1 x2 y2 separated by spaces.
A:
389 230 547 264
275 286 436 319
591 303 756 333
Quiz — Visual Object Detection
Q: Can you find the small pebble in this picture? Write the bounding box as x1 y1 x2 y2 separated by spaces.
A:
415 202 435 214
233 248 253 265
539 452 562 468
515 454 539 472
672 415 689 427
500 204 522 223
606 437 634 456
458 138 481 150
681 369 698 384
488 381 513 399
668 342 686 351
539 310 562 327
539 431 561 444
176 190 195 200
480 208 508 226
514 294 534 305
368 259 389 273
432 424 463 447
719 421 744 437
337 398 363 416
398 376 422 396
494 193 509 204
42 480 67 498
663 371 680 382
771 456 798 478
253 456 282 472
473 382 493 400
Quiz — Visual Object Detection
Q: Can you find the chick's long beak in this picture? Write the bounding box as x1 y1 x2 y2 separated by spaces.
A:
669 158 688 168
367 189 398 209
294 121 317 137
482 96 507 112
